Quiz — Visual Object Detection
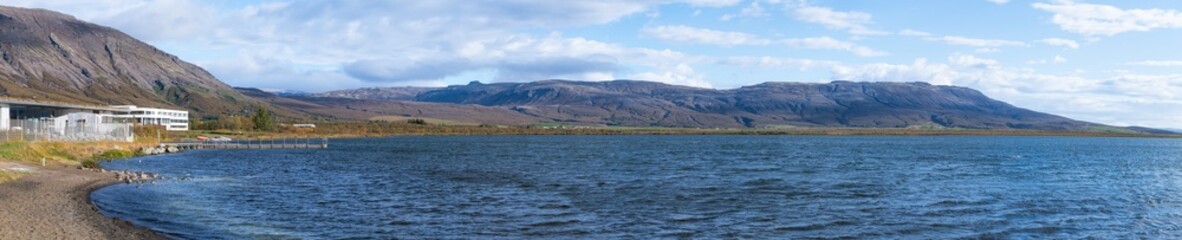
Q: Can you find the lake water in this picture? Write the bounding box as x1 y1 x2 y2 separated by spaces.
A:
93 135 1182 239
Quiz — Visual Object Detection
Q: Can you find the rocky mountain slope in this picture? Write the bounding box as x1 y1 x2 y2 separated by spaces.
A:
266 79 1141 132
312 87 438 101
0 6 268 117
237 87 548 125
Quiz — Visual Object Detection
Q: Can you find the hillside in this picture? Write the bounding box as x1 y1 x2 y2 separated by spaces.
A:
0 6 270 117
258 79 1143 132
237 87 548 125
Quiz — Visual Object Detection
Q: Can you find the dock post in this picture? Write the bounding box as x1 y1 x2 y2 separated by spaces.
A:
322 137 328 149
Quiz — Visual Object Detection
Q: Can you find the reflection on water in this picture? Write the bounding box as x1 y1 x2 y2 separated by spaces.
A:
93 135 1182 239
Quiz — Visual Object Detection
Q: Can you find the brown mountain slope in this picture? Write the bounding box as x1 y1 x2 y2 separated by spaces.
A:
290 80 1165 133
237 87 546 125
0 6 271 117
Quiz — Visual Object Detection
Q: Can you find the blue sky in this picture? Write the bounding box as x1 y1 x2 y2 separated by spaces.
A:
4 0 1182 128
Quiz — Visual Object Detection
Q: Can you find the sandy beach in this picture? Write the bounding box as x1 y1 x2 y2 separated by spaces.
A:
0 162 162 240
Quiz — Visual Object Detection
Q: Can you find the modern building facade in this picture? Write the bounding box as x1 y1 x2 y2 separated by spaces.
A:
0 99 190 142
108 105 190 131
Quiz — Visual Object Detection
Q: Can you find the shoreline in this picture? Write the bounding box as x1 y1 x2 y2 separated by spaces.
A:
0 163 163 240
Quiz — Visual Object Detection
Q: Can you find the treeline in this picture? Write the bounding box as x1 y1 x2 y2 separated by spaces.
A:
190 107 276 131
311 122 646 136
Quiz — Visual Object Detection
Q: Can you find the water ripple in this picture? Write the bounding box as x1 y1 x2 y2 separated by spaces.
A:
92 135 1182 239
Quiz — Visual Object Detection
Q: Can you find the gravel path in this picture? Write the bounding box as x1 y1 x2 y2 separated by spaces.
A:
0 163 162 240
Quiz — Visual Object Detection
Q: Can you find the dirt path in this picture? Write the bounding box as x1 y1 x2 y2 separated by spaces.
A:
0 163 162 239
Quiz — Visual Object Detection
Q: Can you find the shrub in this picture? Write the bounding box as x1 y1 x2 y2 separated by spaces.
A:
92 149 136 161
80 159 98 169
407 118 427 125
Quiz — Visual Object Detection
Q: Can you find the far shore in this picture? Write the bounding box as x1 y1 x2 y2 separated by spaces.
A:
174 124 1182 141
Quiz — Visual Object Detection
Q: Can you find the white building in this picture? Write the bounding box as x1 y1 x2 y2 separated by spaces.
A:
109 105 190 131
0 99 135 141
0 100 191 142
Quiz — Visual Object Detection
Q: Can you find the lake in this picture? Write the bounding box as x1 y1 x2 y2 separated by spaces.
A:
93 135 1182 239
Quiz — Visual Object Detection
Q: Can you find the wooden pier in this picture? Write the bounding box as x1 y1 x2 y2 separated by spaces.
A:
163 138 328 150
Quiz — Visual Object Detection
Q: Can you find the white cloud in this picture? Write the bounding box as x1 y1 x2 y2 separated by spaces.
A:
642 25 887 56
900 30 1025 49
830 53 1182 128
642 25 773 46
791 6 887 35
897 29 932 37
1027 55 1068 64
1033 0 1182 36
928 36 1026 47
949 53 1001 69
720 1 766 21
781 37 889 57
1127 60 1182 67
682 0 743 7
975 48 1001 53
986 0 1010 4
713 56 838 70
1038 38 1080 49
832 58 958 85
628 63 712 88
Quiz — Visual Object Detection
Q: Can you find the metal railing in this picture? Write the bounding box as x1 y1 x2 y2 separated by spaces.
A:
165 137 328 149
2 118 133 142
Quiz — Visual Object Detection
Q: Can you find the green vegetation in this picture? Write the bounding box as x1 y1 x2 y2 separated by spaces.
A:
90 149 136 161
369 115 480 126
0 141 151 166
80 160 98 169
1087 125 1138 134
252 107 274 131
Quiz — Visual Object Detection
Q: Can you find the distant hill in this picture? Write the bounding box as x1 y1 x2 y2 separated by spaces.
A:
236 87 548 125
250 79 1162 133
0 6 274 117
313 87 438 101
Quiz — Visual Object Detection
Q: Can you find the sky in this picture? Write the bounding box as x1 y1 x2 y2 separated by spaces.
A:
3 0 1182 129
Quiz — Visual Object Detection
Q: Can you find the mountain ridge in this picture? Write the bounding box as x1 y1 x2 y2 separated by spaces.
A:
253 79 1159 133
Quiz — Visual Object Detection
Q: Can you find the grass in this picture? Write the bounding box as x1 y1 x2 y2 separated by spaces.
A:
0 141 152 166
1087 125 1138 134
0 170 24 183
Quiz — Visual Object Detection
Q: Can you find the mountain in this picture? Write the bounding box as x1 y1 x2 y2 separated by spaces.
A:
236 87 547 125
412 80 1095 129
0 6 269 117
258 79 1151 132
313 86 439 101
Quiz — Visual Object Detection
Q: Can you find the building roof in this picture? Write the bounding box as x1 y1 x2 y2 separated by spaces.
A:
0 99 187 113
0 98 124 112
